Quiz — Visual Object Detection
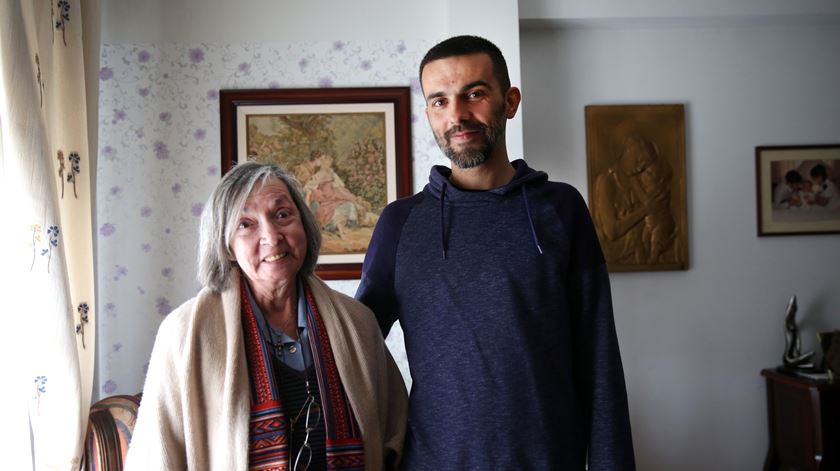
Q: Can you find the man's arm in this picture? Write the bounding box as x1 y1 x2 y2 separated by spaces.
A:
356 196 420 336
566 189 636 470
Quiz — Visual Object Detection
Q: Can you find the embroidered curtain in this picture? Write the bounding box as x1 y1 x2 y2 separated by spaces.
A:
0 0 99 469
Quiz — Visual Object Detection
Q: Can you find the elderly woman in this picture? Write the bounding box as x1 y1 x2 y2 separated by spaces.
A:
126 162 407 470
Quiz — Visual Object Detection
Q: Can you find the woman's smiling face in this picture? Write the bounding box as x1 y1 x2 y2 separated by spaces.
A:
228 177 308 294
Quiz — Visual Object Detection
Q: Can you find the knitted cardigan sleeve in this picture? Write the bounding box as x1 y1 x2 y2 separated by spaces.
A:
309 275 408 470
124 300 192 471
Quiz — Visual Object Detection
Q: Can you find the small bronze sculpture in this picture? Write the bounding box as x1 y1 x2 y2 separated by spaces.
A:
782 295 815 369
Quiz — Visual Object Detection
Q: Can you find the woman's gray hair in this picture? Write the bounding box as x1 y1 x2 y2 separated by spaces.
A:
197 161 322 292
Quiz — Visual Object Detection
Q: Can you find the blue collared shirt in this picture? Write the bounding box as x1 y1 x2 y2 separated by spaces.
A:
246 280 313 372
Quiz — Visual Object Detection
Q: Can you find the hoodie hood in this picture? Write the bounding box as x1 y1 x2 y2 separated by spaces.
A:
425 159 548 203
425 159 547 259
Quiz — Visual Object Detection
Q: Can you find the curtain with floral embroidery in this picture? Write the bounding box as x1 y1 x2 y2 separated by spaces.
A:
0 0 99 469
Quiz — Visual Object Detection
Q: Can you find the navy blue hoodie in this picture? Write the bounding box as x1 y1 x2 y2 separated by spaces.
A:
357 160 635 470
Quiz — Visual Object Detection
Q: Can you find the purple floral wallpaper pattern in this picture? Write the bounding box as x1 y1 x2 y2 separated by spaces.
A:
96 40 436 397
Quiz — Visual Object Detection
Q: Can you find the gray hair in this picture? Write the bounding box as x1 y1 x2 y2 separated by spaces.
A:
197 161 322 292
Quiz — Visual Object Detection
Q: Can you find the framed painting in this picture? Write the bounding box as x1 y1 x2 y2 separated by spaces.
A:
755 145 840 236
220 87 412 279
585 104 689 272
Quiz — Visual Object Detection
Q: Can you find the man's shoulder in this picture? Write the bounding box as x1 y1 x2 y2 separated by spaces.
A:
523 177 593 226
365 191 428 257
541 178 581 193
383 191 426 211
529 177 585 203
378 191 428 224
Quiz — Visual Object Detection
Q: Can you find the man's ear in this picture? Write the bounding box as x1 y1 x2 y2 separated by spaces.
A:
504 86 521 119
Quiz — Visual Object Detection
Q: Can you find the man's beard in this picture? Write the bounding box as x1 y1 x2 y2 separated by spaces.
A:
435 110 506 169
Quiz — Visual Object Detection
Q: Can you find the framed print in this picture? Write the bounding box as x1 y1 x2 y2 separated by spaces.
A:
755 145 840 236
220 87 412 279
585 104 689 272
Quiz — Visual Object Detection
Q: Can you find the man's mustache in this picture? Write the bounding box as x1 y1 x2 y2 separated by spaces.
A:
444 121 487 142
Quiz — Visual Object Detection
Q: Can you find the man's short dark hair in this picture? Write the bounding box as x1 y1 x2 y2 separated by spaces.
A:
419 35 511 93
810 164 827 179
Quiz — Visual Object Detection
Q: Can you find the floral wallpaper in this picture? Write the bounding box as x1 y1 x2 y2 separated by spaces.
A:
96 40 441 397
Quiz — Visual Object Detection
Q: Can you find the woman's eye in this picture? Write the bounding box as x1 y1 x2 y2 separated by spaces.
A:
237 220 252 230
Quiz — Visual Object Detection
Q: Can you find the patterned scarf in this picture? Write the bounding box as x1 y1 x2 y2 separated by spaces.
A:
241 278 365 470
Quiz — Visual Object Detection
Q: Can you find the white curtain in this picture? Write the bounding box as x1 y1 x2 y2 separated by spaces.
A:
0 1 99 469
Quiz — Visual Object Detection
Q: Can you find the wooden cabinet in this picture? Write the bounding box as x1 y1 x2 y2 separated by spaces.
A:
762 368 840 471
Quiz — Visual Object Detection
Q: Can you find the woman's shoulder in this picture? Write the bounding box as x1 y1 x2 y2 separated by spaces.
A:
323 283 372 315
331 288 374 317
308 277 379 331
158 286 226 333
152 286 233 363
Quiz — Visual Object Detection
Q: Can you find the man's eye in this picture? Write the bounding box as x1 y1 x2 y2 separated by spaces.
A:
468 90 484 99
430 99 445 107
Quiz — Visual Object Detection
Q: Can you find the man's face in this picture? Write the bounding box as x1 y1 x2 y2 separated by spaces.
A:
421 53 515 169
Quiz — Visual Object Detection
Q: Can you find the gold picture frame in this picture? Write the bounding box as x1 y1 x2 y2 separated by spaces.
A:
585 104 689 272
220 87 413 279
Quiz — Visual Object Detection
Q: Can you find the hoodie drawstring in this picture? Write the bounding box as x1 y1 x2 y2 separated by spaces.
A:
440 182 448 260
438 181 543 259
522 185 544 255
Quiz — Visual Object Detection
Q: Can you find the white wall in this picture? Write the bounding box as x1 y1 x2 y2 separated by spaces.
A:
521 19 840 470
519 0 840 21
101 0 447 42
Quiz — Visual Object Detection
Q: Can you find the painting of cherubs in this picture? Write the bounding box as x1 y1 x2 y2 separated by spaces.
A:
245 112 388 256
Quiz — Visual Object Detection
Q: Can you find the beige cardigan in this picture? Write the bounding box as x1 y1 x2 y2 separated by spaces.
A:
125 271 407 471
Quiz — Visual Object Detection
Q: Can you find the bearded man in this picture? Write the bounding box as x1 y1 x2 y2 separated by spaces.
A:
356 35 635 470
